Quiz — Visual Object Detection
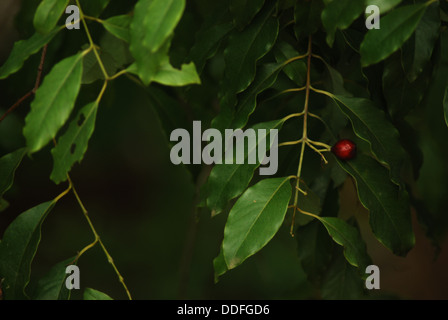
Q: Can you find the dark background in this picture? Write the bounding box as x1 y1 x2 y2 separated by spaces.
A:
1 0 448 300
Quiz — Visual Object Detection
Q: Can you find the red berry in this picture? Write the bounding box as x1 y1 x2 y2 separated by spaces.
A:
331 139 357 160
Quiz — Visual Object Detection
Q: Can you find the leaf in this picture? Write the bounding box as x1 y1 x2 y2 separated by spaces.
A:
360 3 428 67
366 0 402 14
331 95 408 186
382 54 430 119
317 217 371 270
222 2 279 96
222 177 292 269
0 201 55 299
152 61 201 87
33 0 69 34
231 63 283 129
336 154 415 256
0 30 59 80
0 148 26 199
296 220 333 284
50 101 99 184
401 2 440 82
102 15 132 42
321 253 366 299
23 53 84 153
132 0 186 53
34 257 76 300
213 248 228 283
230 0 265 28
129 26 172 85
188 3 234 73
274 41 307 86
83 288 113 300
294 0 324 39
444 86 448 128
206 119 285 216
79 0 110 17
321 0 365 47
212 63 283 132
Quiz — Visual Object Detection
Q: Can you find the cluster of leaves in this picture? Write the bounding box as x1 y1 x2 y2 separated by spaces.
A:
1 0 448 300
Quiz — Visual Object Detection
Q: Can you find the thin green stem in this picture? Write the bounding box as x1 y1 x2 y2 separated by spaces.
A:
290 37 314 236
310 86 334 98
108 69 128 81
282 112 304 122
76 0 109 79
67 175 133 300
278 139 303 148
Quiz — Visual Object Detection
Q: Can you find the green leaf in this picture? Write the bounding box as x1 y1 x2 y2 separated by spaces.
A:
382 54 430 119
222 2 279 96
336 154 415 256
23 53 84 153
33 0 69 34
0 201 55 299
274 41 307 86
360 3 428 67
296 220 333 284
102 15 132 42
231 63 283 129
206 119 285 216
317 217 371 270
188 3 234 73
401 2 440 82
129 26 172 85
0 148 26 199
294 0 324 39
0 30 59 80
213 248 228 283
222 177 292 269
321 253 366 299
444 86 448 128
132 0 185 53
331 95 408 186
78 0 110 17
50 101 99 184
230 0 265 28
366 0 402 14
212 63 283 132
153 61 201 87
34 257 76 300
321 0 365 47
83 288 113 300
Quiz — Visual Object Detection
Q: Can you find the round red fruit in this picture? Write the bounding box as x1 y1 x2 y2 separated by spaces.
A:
331 139 357 160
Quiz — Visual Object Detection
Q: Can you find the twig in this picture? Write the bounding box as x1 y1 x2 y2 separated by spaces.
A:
0 44 48 123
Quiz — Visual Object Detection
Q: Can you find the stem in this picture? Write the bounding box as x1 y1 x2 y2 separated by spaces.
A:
76 0 109 79
67 175 133 300
291 36 313 237
0 44 48 123
278 139 303 148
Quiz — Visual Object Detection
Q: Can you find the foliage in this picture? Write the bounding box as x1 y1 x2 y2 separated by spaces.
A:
1 0 448 300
